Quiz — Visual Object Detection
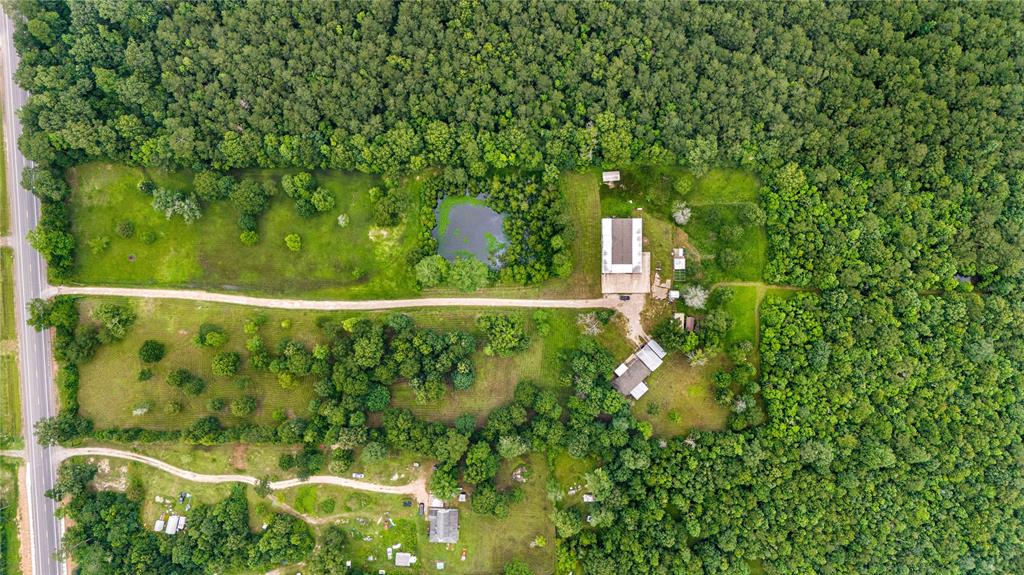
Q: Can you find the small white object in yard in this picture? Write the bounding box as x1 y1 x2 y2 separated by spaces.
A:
353 472 365 479
363 535 373 542
346 561 352 567
458 492 467 502
413 462 420 468
582 494 596 503
567 487 577 496
436 561 445 570
391 473 400 481
393 543 401 549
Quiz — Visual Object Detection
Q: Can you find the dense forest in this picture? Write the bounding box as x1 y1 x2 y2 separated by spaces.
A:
12 0 1024 292
559 292 1024 574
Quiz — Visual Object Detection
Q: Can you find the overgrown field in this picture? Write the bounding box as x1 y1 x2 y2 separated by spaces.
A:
0 457 21 575
68 163 424 299
74 299 637 432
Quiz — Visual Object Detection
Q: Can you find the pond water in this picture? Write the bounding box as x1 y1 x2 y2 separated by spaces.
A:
433 197 507 267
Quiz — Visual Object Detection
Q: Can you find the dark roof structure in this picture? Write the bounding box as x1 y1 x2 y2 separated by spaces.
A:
428 508 459 544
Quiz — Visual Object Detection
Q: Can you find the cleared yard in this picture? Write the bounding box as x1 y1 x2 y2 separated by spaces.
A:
720 285 759 348
632 353 730 436
419 453 555 575
67 163 423 299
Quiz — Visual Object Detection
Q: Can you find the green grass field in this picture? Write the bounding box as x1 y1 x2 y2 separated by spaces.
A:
68 163 423 299
76 297 323 430
1 248 14 340
689 169 759 204
685 203 767 282
1 355 20 447
0 457 21 575
0 99 7 236
633 353 730 436
720 285 759 348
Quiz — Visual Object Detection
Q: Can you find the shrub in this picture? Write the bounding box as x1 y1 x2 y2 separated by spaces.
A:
449 256 489 292
164 402 182 415
193 324 228 347
167 368 206 396
138 340 166 363
361 441 387 463
231 395 258 416
92 302 136 341
141 230 158 244
477 314 530 356
671 201 691 225
152 188 202 223
207 397 226 411
212 351 241 376
336 213 350 227
285 233 302 251
87 235 110 254
414 254 449 288
131 401 153 416
137 368 153 382
239 230 259 246
115 220 135 238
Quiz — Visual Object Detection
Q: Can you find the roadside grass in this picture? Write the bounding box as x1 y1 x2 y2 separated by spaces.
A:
392 308 632 423
1 248 14 340
0 457 21 575
0 102 7 236
1 355 20 446
420 453 555 575
632 353 730 436
67 162 422 299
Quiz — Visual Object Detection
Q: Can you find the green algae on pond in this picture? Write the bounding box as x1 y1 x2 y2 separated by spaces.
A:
433 196 507 267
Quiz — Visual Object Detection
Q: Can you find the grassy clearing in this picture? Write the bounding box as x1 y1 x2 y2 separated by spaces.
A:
689 169 759 204
633 353 730 436
392 308 631 423
719 285 759 348
1 355 20 446
80 440 301 479
1 248 14 340
419 453 555 575
685 203 766 282
76 297 322 430
67 162 423 299
0 457 21 575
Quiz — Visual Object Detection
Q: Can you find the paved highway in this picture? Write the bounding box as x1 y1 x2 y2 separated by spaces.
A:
1 10 65 575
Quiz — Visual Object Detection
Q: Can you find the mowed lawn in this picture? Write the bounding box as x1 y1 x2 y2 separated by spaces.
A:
391 308 632 423
684 203 767 282
67 162 422 299
76 297 324 430
633 353 730 436
720 285 759 348
1 248 14 340
1 355 20 446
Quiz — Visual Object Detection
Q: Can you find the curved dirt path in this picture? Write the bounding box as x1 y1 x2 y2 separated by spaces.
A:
55 447 429 505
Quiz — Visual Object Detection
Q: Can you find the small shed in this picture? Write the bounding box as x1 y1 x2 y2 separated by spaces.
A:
684 316 698 332
395 552 415 567
164 515 180 535
668 289 680 302
602 171 621 186
672 248 686 270
582 493 596 503
153 518 165 532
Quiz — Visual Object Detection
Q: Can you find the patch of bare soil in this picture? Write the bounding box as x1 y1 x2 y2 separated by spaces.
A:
17 465 32 575
230 443 248 470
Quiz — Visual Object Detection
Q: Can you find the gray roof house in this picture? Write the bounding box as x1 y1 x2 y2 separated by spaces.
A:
428 508 459 544
611 340 667 400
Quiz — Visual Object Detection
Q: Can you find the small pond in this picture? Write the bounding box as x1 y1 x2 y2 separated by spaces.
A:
433 196 507 267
